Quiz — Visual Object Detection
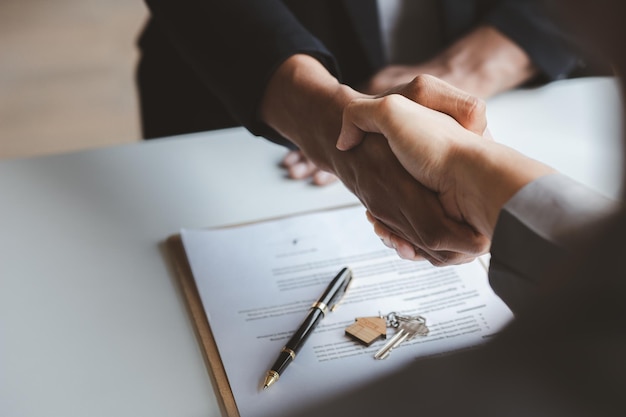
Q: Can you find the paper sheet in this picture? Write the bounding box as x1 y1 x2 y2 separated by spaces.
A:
181 205 513 417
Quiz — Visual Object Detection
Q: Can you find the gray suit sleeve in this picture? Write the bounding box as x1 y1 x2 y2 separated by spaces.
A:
489 173 617 313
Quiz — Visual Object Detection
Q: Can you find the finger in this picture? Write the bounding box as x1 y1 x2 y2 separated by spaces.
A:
312 170 338 186
398 201 490 262
337 98 386 151
367 212 426 262
338 96 415 151
390 234 422 261
281 150 303 167
372 220 395 249
411 246 477 266
388 74 487 135
371 201 488 266
288 159 317 179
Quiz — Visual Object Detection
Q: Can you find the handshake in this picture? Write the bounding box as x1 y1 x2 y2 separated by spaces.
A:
262 56 554 266
335 75 554 265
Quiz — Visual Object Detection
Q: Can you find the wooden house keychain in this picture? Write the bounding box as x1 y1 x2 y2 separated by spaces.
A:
345 312 429 359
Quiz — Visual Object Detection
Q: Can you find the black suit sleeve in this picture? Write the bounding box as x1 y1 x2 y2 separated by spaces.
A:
143 0 339 142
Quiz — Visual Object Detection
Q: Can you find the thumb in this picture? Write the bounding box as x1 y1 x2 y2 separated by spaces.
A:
336 98 387 151
387 74 487 135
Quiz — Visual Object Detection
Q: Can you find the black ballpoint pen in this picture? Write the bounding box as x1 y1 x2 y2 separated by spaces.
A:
262 267 353 390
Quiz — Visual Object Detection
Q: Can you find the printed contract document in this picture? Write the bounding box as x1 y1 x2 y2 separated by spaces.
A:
181 205 513 417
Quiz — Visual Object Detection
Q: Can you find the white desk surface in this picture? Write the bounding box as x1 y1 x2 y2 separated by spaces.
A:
1 77 622 417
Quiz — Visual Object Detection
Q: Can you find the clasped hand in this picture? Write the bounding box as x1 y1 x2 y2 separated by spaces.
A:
338 75 491 264
337 75 554 262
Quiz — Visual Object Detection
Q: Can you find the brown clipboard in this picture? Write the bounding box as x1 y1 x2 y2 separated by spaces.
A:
166 234 240 417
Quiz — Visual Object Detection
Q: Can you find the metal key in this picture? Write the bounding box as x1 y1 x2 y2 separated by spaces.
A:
374 316 428 360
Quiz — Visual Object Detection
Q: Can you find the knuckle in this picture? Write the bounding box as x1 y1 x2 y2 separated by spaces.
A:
412 73 435 87
377 94 393 109
465 96 487 131
380 94 398 108
378 94 401 111
407 74 433 103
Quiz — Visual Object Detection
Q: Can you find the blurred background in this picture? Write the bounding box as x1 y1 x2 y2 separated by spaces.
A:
0 0 148 160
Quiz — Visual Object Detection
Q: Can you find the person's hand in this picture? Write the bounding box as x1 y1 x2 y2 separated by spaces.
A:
260 56 490 265
280 150 338 186
338 79 556 255
343 75 493 262
365 26 537 98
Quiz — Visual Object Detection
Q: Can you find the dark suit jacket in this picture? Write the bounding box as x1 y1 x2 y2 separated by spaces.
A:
138 0 587 141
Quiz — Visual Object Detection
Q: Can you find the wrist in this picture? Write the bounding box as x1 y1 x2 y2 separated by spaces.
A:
260 54 365 172
455 140 555 237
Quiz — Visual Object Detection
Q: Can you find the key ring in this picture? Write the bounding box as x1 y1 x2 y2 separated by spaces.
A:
386 312 400 328
385 312 426 328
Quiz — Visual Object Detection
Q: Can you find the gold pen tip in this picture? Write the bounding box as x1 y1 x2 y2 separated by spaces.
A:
263 371 279 390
